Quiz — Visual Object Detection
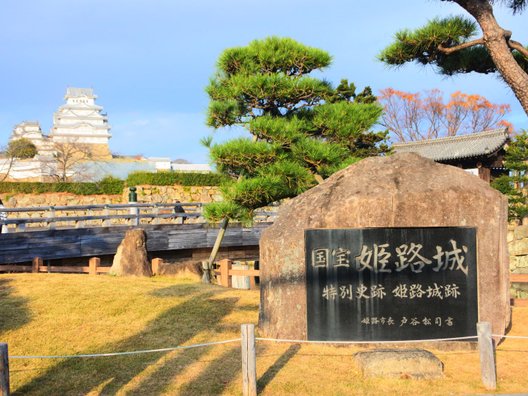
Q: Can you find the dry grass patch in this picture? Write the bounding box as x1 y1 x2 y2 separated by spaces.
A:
1 273 528 395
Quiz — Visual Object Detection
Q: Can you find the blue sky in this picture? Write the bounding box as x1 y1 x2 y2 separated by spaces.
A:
0 0 526 163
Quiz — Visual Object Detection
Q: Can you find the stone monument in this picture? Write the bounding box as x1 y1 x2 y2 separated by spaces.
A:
259 153 510 341
110 229 152 277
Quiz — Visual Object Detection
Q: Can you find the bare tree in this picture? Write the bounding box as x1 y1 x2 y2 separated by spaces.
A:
42 140 95 182
379 88 512 142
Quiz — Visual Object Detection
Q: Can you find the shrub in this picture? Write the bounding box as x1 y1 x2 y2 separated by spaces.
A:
126 171 225 186
0 176 125 195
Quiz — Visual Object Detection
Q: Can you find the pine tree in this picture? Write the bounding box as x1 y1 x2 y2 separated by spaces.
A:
378 1 528 115
204 37 389 222
492 131 528 220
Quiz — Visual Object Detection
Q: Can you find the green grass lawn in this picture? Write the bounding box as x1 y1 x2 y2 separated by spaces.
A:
1 273 528 395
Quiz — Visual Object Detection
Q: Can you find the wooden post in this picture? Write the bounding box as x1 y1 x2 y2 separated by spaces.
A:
131 206 139 226
153 206 160 225
103 206 110 227
206 218 229 275
249 261 256 289
241 324 257 396
47 207 56 230
201 260 211 284
477 322 497 390
89 257 100 275
0 343 9 396
219 259 232 288
151 258 163 275
32 257 42 273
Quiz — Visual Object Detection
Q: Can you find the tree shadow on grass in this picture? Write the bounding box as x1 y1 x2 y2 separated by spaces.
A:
15 286 239 396
257 344 300 393
0 278 31 332
127 303 260 395
178 345 241 396
128 344 242 395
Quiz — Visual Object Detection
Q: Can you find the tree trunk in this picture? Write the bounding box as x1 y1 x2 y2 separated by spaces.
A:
458 0 528 115
204 218 229 283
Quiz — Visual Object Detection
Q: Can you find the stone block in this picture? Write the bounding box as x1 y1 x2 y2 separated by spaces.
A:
354 349 443 379
516 255 528 268
511 238 528 256
514 225 528 240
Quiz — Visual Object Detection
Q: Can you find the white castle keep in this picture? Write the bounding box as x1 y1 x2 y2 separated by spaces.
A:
2 88 210 182
0 88 112 181
49 88 112 157
11 87 112 160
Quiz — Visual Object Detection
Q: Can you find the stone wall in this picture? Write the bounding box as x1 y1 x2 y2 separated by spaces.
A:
508 224 528 274
508 224 528 299
134 185 222 204
0 185 221 208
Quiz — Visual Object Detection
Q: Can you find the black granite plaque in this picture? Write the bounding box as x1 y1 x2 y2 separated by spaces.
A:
305 227 478 341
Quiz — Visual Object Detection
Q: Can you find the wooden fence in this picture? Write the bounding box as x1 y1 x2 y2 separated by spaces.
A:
215 259 260 289
0 257 173 276
1 257 109 275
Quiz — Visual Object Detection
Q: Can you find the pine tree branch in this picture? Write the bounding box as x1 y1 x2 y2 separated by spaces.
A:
437 37 485 54
508 39 528 59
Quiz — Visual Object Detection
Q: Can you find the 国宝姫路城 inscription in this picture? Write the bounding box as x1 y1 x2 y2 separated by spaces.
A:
305 227 477 341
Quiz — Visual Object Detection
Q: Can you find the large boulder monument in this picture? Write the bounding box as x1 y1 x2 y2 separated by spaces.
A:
259 153 510 342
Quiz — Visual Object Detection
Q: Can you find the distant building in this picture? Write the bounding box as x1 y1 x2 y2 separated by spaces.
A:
49 88 112 159
1 88 211 182
9 88 112 162
11 121 53 156
393 128 510 182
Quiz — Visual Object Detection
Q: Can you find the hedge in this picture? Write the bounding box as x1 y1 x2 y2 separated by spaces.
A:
0 177 124 195
126 171 225 186
0 172 225 195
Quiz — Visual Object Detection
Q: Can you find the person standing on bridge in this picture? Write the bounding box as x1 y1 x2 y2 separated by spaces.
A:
0 199 8 234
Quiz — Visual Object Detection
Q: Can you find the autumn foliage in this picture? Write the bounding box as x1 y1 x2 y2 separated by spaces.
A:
379 88 512 142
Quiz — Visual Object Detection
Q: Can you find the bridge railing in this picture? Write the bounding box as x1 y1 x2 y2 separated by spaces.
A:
0 203 203 232
0 203 278 232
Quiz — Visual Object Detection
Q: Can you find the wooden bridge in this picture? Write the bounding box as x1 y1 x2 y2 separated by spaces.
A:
0 203 275 267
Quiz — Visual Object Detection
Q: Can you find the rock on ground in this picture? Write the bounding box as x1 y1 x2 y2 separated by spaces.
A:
110 228 152 277
354 349 443 379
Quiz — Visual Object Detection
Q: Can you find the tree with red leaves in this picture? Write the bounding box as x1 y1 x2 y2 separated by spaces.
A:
378 88 511 142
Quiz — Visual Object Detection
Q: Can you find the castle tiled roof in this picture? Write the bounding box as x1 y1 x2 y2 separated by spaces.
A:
392 128 510 161
65 87 95 98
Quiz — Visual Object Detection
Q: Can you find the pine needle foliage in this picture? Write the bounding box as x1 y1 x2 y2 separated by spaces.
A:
492 131 528 220
205 37 388 221
378 1 528 116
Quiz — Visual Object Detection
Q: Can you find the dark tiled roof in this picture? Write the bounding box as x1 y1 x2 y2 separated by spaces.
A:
392 128 510 161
